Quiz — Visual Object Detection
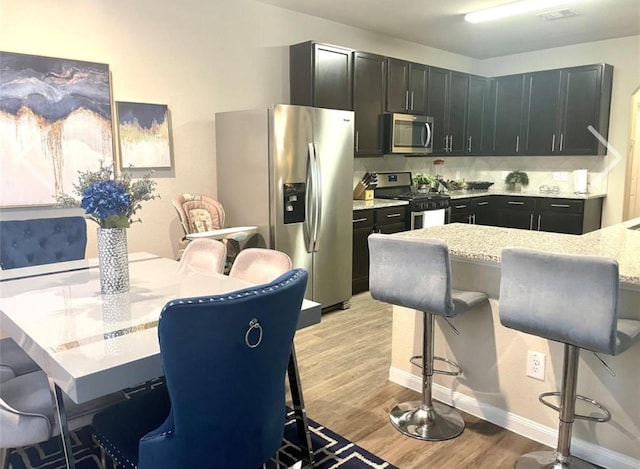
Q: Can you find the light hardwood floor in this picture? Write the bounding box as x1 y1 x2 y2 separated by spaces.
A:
290 291 548 469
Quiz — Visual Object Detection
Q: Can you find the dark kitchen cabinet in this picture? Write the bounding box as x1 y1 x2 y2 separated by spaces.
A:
524 70 562 155
466 76 491 155
523 64 613 156
489 74 527 155
352 209 374 294
352 205 407 294
289 41 353 111
495 196 602 234
353 52 387 156
560 64 613 155
386 59 428 114
449 197 494 225
427 67 468 155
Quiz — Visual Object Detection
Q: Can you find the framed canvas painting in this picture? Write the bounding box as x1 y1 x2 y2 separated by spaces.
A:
117 101 172 169
0 51 113 207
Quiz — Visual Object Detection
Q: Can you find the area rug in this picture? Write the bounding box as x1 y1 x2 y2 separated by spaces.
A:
8 409 397 469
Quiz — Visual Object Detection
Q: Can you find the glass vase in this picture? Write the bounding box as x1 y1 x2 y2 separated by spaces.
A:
97 227 130 294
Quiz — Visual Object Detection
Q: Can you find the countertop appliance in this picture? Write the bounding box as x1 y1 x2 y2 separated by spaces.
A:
383 113 434 155
215 104 354 311
374 171 450 229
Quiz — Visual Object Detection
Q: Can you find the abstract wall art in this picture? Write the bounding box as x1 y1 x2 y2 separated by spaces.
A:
117 101 171 169
0 51 114 207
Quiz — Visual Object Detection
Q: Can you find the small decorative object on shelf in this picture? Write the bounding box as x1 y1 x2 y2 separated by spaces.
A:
58 162 158 294
504 170 529 192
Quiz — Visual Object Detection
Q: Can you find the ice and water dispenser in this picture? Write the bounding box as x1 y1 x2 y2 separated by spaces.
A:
283 183 306 224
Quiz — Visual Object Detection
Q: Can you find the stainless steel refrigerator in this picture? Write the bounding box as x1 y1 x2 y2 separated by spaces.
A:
215 104 354 310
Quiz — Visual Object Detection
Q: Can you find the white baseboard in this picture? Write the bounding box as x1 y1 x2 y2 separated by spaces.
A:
388 366 639 469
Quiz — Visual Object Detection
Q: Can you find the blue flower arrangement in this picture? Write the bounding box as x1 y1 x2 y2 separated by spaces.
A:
58 162 158 228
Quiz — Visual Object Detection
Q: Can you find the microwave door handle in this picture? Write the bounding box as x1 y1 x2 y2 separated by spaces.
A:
424 122 432 149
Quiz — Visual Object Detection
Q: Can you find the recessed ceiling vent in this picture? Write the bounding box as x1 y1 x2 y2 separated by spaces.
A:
537 9 578 21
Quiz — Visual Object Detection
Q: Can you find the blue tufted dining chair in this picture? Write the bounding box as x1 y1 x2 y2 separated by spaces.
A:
92 268 308 469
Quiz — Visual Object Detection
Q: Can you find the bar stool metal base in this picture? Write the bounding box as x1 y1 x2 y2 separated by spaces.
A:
390 400 465 441
515 451 598 469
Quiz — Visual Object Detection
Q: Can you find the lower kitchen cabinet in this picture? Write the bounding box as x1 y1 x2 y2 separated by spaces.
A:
495 196 602 234
449 197 494 225
352 206 408 294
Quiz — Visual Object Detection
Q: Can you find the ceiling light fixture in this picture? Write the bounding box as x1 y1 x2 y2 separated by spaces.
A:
464 0 576 24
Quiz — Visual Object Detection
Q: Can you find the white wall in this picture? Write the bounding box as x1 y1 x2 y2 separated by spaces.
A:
0 0 471 259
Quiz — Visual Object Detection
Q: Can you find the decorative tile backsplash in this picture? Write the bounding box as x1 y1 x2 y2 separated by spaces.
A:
354 155 609 195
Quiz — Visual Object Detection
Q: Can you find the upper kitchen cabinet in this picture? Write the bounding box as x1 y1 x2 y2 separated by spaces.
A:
560 64 613 155
353 51 387 156
427 67 468 155
289 41 353 111
386 59 428 114
488 74 527 155
466 76 492 155
523 64 613 155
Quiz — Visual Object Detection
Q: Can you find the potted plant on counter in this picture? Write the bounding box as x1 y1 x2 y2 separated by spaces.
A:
413 173 437 193
505 170 529 192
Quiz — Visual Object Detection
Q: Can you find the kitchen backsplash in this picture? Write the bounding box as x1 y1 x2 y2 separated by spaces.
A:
354 155 609 195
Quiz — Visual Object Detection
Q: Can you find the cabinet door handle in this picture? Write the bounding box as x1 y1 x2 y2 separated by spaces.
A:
508 201 524 205
467 215 473 224
537 214 541 231
529 213 533 230
472 214 477 224
477 202 488 206
455 204 468 209
516 135 520 153
355 131 359 152
552 134 556 152
405 91 409 110
550 204 570 208
353 217 369 223
467 135 472 153
560 133 564 152
386 213 401 218
410 92 414 110
449 135 453 152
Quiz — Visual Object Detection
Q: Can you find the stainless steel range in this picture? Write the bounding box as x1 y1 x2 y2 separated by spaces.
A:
374 171 450 229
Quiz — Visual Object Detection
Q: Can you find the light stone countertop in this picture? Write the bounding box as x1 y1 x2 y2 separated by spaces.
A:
447 189 606 200
396 217 640 286
353 199 409 211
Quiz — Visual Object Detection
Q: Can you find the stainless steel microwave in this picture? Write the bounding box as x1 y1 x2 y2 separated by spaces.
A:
383 113 434 155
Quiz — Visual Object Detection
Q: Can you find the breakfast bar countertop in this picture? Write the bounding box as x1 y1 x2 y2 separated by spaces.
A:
396 217 640 286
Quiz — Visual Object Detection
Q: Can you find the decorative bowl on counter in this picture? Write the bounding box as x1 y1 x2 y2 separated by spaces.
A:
465 181 494 190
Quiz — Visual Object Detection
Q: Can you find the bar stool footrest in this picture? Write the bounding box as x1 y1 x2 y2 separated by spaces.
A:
409 355 462 376
538 391 612 423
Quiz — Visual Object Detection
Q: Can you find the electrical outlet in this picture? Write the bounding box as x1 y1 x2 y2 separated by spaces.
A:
527 351 545 381
553 172 561 181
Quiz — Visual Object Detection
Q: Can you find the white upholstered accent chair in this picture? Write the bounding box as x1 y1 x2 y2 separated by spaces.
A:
177 238 227 275
228 248 293 285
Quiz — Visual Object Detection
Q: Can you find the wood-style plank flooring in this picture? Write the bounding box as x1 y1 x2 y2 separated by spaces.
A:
289 291 549 469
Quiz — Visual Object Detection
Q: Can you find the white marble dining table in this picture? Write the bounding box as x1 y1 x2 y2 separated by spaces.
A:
0 252 321 469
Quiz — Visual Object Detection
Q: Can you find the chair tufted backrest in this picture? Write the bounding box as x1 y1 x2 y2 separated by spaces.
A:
137 268 308 469
0 217 87 270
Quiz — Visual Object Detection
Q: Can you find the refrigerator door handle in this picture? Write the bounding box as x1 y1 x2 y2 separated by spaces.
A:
312 143 322 252
305 143 315 253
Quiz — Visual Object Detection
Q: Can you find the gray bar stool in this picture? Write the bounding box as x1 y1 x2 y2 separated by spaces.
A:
368 234 488 441
499 248 640 469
